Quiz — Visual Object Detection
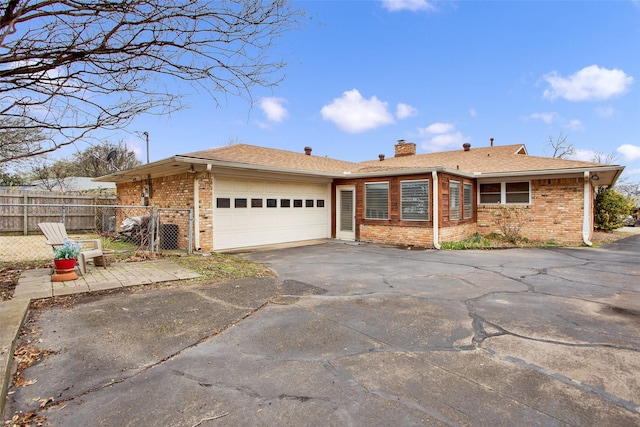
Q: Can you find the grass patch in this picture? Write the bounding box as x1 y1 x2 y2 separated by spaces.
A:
169 253 274 282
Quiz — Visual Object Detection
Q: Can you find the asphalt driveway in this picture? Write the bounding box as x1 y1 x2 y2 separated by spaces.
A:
4 238 640 426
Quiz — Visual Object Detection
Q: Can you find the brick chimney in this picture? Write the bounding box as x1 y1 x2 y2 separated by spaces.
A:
394 140 416 157
304 146 312 155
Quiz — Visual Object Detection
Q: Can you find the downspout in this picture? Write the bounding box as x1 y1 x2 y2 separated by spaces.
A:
432 170 441 249
582 171 593 246
193 174 201 251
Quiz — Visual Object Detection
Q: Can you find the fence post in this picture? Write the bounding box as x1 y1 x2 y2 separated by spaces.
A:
23 194 28 235
149 206 155 253
188 208 193 255
62 205 66 225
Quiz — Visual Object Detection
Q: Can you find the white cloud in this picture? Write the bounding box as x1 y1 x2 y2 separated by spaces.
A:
595 106 615 118
617 144 640 161
542 65 634 101
469 109 477 118
396 103 418 119
529 112 558 124
417 122 467 151
419 122 455 135
381 0 436 12
572 149 595 162
258 97 289 123
321 89 395 133
566 119 583 131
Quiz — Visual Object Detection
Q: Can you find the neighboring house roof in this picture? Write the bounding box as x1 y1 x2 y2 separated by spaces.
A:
95 143 624 186
31 177 116 192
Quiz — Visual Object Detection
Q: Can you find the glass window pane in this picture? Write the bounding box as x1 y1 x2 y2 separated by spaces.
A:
266 198 277 208
365 182 389 219
235 198 247 208
401 180 429 221
463 183 472 219
251 198 262 208
480 193 501 204
450 181 460 220
216 198 230 208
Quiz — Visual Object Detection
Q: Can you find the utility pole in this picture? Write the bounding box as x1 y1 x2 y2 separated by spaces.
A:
143 131 149 164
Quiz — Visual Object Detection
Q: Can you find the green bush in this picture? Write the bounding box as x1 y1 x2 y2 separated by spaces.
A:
594 188 631 231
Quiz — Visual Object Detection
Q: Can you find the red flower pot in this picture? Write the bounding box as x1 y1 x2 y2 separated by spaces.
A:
52 258 78 281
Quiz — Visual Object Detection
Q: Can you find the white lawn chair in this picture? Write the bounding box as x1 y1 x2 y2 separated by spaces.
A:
38 222 105 275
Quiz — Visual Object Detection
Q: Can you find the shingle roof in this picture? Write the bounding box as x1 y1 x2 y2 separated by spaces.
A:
183 143 616 176
356 144 610 174
181 144 358 174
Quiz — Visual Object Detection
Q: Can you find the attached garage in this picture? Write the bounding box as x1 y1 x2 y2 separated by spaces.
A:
212 176 331 250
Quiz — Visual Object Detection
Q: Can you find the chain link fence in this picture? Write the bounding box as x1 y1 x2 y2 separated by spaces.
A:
0 204 193 264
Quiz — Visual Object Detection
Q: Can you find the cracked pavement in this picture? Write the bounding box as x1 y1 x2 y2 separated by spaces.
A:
4 238 640 426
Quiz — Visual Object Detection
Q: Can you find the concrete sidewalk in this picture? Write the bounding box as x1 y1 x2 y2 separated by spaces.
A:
0 260 200 415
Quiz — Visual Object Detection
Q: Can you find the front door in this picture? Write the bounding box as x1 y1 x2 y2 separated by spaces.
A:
336 186 355 241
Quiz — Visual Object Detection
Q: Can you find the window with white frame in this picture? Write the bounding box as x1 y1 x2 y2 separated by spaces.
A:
449 180 460 220
401 180 429 221
479 182 530 204
463 183 472 219
365 182 389 219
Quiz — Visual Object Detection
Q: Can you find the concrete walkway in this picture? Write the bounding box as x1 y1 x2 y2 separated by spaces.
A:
0 260 200 415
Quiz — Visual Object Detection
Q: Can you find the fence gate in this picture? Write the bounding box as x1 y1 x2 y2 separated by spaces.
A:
154 208 193 255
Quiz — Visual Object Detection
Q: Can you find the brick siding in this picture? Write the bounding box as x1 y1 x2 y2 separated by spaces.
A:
117 173 214 251
477 177 587 244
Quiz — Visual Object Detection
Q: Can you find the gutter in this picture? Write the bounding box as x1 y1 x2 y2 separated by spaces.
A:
432 170 441 250
582 171 593 247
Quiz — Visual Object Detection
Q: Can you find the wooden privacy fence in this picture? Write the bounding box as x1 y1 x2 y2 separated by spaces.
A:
0 190 116 235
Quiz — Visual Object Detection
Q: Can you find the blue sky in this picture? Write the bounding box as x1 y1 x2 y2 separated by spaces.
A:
120 0 639 181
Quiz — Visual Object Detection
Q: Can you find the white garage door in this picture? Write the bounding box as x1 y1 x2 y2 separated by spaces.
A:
213 177 330 250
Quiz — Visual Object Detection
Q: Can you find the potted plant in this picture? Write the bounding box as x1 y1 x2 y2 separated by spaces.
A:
51 240 82 281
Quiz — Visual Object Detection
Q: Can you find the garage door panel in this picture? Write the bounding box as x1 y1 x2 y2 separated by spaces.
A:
213 178 329 250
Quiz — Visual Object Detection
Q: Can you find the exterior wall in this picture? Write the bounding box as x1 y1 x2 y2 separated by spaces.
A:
116 173 211 251
360 225 434 248
335 172 476 248
476 177 585 244
438 222 477 243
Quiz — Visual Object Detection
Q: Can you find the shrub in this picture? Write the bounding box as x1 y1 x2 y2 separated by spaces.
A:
491 207 529 243
594 188 631 231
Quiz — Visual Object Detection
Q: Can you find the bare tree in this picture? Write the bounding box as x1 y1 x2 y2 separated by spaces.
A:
30 157 74 191
70 140 142 177
592 151 619 165
0 0 302 163
546 132 575 159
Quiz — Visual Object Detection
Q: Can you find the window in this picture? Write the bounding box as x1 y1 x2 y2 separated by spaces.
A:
463 183 472 219
235 198 247 208
401 180 429 221
280 199 290 208
251 198 263 208
506 182 530 204
266 198 277 208
316 199 325 208
365 182 389 219
293 199 303 208
216 198 230 208
305 199 314 208
479 182 530 204
449 181 460 220
479 183 501 204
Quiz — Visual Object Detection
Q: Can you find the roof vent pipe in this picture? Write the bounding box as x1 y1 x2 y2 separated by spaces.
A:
490 138 494 147
304 146 312 155
463 143 471 151
379 154 385 161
